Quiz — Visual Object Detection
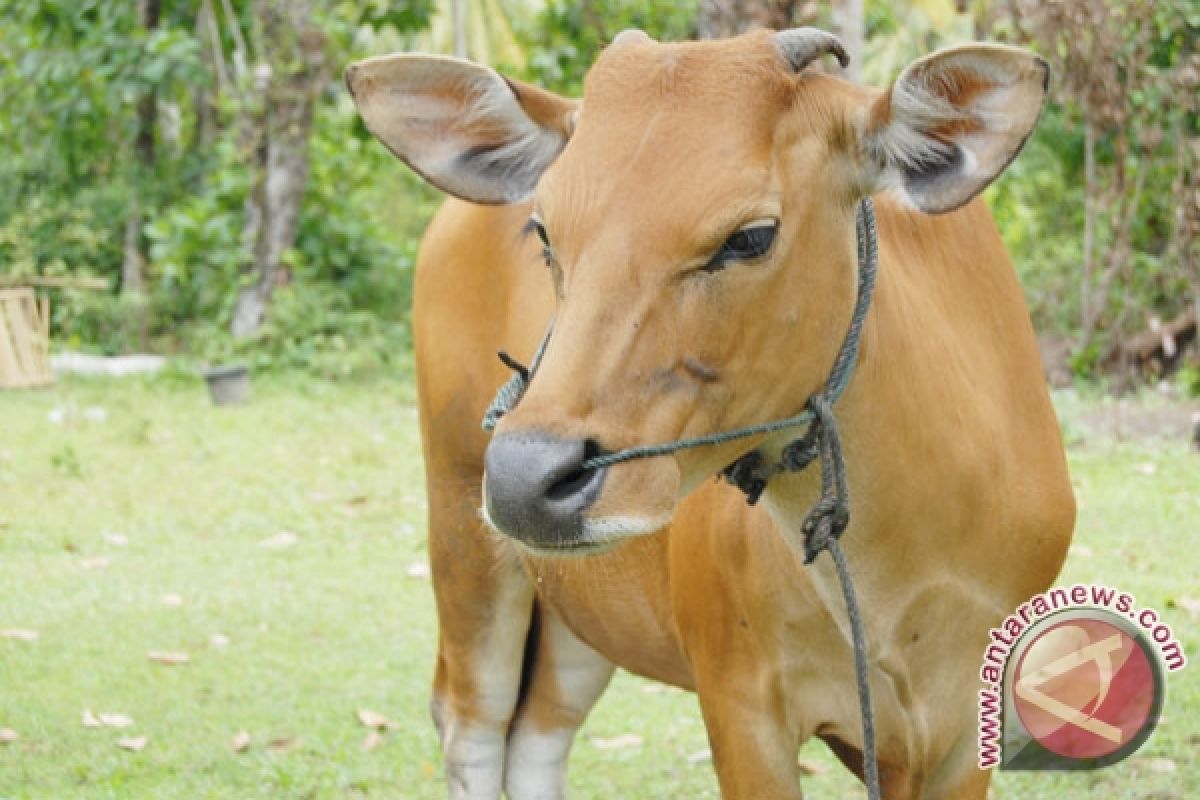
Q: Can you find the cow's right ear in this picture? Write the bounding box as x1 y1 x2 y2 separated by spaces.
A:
345 54 577 205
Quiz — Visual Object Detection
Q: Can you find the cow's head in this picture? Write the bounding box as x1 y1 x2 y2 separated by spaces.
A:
347 29 1047 554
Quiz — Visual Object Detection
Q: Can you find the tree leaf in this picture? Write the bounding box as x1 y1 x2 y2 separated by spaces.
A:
147 650 190 665
797 757 827 776
590 733 642 750
356 708 396 730
98 713 133 728
1 628 39 641
260 531 298 549
267 736 298 752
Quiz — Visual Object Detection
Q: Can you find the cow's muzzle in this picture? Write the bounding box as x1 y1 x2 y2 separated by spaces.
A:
484 431 607 550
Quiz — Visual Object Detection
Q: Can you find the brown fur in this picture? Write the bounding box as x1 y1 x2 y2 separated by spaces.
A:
408 31 1073 799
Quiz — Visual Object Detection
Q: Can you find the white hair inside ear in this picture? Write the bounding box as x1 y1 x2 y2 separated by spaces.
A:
863 44 1049 214
345 54 577 204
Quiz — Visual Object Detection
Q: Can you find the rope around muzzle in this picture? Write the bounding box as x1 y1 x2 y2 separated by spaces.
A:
482 198 881 800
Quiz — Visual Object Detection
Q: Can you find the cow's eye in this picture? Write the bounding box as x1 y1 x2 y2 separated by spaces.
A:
530 215 554 268
704 221 778 272
531 216 550 249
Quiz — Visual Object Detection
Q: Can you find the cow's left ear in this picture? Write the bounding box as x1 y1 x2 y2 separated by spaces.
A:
861 44 1048 214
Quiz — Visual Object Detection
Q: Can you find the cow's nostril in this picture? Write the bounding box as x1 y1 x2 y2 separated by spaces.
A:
545 439 605 502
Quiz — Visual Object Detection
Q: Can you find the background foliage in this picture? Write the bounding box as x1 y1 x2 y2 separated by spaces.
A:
0 0 1196 387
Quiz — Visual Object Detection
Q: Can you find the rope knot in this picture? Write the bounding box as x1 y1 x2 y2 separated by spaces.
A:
780 422 821 471
721 450 771 505
797 394 851 564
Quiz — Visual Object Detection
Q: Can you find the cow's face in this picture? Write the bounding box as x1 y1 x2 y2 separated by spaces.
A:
348 29 1047 553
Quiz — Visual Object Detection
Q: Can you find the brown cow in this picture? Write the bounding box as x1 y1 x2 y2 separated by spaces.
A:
347 28 1074 799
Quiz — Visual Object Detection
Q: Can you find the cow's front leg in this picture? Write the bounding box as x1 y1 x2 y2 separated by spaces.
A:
694 668 805 799
504 604 615 800
429 501 534 800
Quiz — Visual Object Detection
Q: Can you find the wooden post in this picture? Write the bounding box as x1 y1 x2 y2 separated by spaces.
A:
0 288 54 389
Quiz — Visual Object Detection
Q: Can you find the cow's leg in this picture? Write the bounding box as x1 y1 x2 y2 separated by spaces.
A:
694 675 804 799
921 725 991 800
503 604 615 800
428 492 534 800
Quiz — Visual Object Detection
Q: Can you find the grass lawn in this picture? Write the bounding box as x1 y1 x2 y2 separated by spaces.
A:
0 376 1196 798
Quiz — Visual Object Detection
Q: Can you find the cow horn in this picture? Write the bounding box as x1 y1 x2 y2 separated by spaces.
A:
774 28 850 72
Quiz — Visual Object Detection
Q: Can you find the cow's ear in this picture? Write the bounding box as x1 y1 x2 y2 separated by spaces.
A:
345 54 577 204
861 44 1048 214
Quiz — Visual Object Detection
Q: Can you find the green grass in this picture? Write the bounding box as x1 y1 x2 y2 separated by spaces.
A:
0 376 1196 798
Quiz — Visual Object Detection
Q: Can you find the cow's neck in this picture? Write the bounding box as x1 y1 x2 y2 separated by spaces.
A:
757 203 933 641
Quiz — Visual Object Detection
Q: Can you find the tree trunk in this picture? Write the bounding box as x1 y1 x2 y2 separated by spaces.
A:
122 0 161 350
231 0 327 339
830 0 863 82
1080 117 1096 338
696 0 815 40
451 0 468 58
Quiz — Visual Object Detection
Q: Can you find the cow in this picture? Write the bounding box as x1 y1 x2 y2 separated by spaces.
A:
346 27 1075 800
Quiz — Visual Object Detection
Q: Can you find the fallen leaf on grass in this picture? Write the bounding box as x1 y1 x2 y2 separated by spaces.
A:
81 557 111 570
590 733 643 750
259 531 297 549
160 593 183 607
102 532 128 547
686 748 711 765
267 736 298 753
147 650 190 665
98 713 133 729
209 633 230 648
797 758 827 776
356 708 397 730
1142 757 1177 774
0 728 17 743
1167 596 1200 620
117 736 148 751
232 730 251 753
363 731 384 751
1 628 38 641
1134 461 1158 475
406 562 430 579
82 710 101 728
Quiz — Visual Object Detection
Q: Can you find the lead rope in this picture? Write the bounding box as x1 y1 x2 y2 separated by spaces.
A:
484 199 881 800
